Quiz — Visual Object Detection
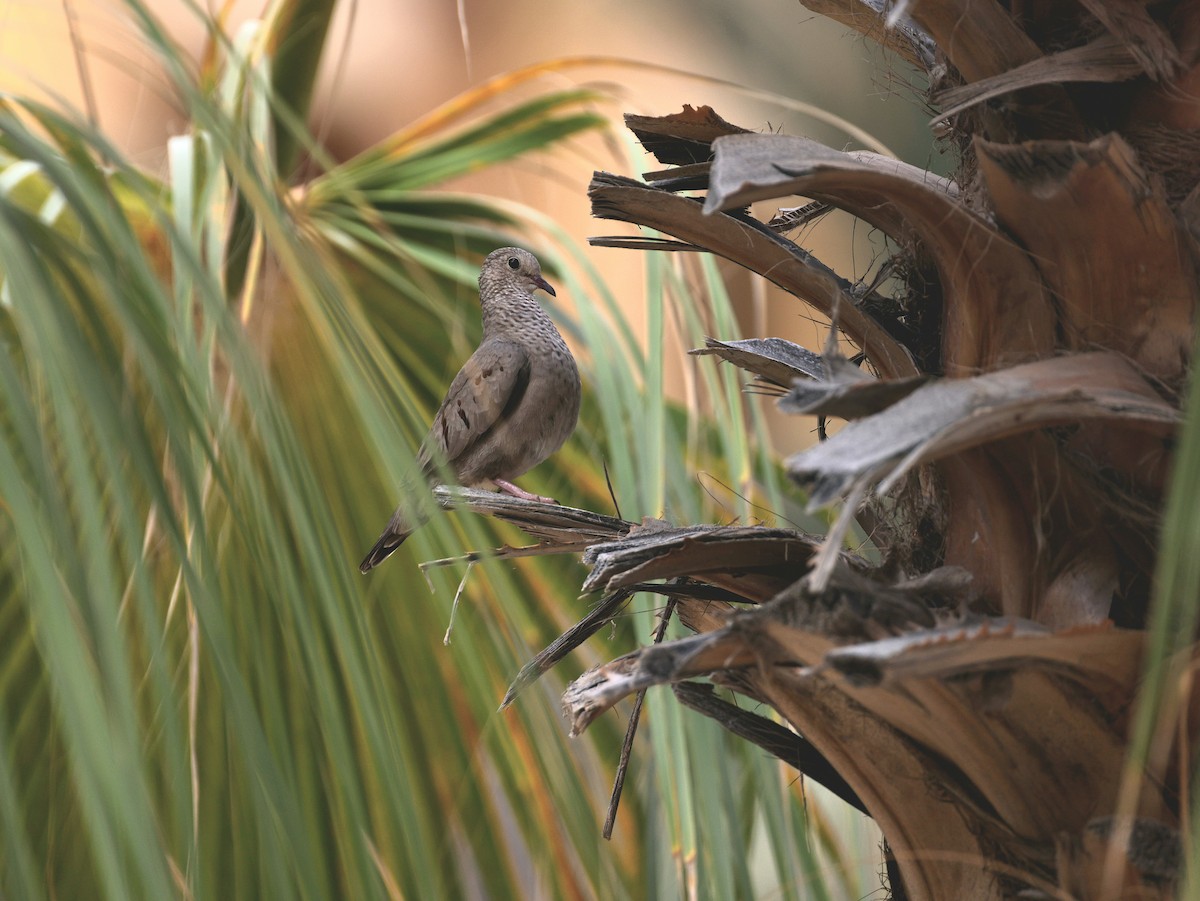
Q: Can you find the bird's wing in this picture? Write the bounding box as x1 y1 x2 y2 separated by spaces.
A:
420 338 531 471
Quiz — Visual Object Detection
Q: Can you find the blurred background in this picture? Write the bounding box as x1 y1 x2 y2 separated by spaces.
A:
0 0 941 449
0 0 937 161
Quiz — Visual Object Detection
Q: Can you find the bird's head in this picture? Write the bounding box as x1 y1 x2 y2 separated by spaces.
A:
481 247 556 298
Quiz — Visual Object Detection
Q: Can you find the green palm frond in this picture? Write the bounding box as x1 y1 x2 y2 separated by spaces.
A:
0 3 867 899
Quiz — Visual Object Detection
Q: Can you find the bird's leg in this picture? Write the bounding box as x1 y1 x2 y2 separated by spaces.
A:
493 479 558 505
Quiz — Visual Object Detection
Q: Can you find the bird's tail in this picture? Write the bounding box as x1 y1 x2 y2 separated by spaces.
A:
360 491 432 573
358 527 412 573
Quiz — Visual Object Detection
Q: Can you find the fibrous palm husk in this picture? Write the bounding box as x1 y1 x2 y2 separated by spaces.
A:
491 1 1200 896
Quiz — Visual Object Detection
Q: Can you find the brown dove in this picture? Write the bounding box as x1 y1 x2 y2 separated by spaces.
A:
359 247 581 573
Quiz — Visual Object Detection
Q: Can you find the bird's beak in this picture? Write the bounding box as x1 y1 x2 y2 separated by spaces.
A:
534 275 557 297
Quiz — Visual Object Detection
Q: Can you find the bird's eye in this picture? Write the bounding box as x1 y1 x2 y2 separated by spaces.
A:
507 257 520 270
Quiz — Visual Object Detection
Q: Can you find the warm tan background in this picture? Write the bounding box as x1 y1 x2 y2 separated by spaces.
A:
0 0 939 450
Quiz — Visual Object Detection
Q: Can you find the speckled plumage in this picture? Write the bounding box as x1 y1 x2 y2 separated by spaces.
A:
359 248 581 573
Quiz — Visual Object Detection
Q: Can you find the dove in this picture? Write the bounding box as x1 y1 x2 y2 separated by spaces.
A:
359 247 581 573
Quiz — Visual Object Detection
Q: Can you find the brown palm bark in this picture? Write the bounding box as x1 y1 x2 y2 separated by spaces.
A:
455 2 1200 898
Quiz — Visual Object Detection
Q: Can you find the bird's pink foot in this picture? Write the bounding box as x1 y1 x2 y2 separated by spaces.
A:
494 479 557 504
